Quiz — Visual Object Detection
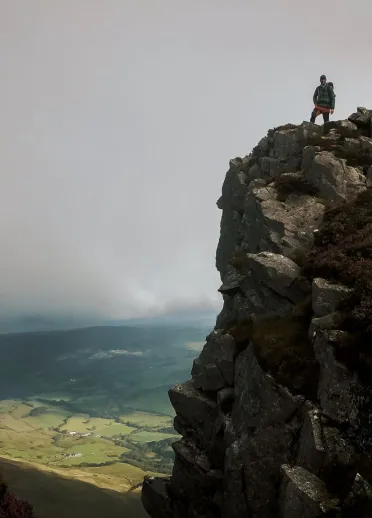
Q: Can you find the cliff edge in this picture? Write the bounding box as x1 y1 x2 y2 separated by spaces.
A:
142 107 372 518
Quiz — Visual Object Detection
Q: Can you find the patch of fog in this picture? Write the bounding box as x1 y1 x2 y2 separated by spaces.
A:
89 349 145 360
56 348 92 361
185 341 205 352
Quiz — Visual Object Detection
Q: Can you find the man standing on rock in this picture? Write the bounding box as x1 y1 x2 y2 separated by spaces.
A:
310 75 335 124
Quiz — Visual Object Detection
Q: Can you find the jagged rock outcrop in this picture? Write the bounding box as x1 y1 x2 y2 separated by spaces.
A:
142 109 372 518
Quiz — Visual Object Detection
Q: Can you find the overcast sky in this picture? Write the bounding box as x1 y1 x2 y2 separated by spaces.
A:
0 0 371 322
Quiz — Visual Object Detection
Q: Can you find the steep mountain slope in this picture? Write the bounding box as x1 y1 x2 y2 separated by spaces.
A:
0 456 147 518
142 108 372 517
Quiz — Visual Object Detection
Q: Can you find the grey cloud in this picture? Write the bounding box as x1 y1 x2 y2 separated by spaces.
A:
0 0 371 322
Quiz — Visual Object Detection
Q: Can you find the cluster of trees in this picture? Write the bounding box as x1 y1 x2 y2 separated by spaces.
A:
121 454 172 475
77 461 116 468
28 407 48 417
120 438 175 474
120 421 174 434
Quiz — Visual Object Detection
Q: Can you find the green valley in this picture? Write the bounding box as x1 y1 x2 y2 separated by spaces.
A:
0 323 209 517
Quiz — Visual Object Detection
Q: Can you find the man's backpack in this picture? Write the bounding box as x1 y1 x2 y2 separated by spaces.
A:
327 82 335 97
316 82 335 102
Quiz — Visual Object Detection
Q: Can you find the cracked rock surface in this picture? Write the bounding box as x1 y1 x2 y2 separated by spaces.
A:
142 111 372 518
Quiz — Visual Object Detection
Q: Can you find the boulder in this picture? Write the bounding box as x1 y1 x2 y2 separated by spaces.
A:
217 163 248 212
218 265 245 295
259 156 286 179
343 473 372 517
217 387 234 413
191 362 226 392
297 405 357 498
141 477 172 518
242 182 325 257
280 465 340 517
232 343 304 434
313 330 363 425
238 271 294 317
170 440 223 500
245 162 270 182
343 137 361 155
240 419 303 517
302 145 321 173
216 207 245 277
223 440 249 518
321 423 357 497
324 120 359 138
244 251 310 304
296 405 326 476
312 278 352 317
366 165 372 188
169 381 219 449
191 331 236 391
257 135 270 152
272 123 322 161
309 312 342 334
360 136 372 159
348 107 372 136
305 151 366 202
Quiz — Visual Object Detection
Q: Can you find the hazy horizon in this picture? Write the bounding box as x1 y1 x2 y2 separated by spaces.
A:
1 0 372 323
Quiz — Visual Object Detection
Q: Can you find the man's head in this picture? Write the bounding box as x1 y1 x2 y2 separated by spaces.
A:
320 74 327 85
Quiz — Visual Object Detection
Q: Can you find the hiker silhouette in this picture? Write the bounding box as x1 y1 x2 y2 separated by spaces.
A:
310 75 335 124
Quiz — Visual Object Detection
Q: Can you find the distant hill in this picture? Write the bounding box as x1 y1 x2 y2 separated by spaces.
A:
0 319 211 517
0 307 218 334
0 456 147 518
0 323 208 411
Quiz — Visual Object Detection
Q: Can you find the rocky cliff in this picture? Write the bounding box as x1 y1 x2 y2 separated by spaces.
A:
142 108 372 518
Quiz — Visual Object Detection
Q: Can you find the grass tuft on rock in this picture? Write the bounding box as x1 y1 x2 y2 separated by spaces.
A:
274 172 319 201
303 188 372 383
228 250 249 272
227 309 317 400
305 135 371 170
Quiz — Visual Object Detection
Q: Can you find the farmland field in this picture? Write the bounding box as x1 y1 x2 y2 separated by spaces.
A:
0 320 213 517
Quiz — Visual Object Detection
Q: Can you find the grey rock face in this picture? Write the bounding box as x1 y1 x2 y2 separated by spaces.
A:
171 440 223 508
305 151 366 202
280 465 340 518
242 183 325 258
360 136 372 158
169 381 219 450
272 123 322 161
366 165 372 188
302 145 321 172
313 330 362 425
348 107 372 136
230 344 305 516
191 332 237 391
233 344 304 433
324 119 359 138
309 312 343 333
142 110 372 518
312 278 352 317
234 253 308 317
245 251 310 303
218 265 245 295
259 156 288 179
218 162 248 212
142 477 173 518
343 137 361 155
296 404 357 497
296 406 326 476
223 440 249 518
343 473 372 517
216 207 244 277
